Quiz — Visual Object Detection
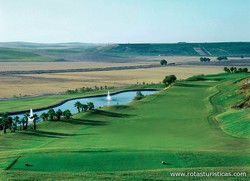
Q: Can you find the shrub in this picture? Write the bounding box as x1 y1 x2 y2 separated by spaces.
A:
160 59 167 66
134 91 145 100
217 56 228 61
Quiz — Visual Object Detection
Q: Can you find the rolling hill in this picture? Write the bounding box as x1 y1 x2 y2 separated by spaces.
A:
0 42 249 62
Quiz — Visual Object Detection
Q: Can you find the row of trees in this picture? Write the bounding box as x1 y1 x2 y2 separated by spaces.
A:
200 57 211 62
66 86 115 94
217 56 228 61
224 67 249 73
160 60 175 66
0 112 38 133
74 101 95 113
40 109 72 121
0 109 72 134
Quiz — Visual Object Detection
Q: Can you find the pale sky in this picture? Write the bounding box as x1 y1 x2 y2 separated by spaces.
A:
0 0 249 43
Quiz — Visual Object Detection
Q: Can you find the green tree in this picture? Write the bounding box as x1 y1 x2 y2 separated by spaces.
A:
33 114 38 130
63 110 72 119
40 112 49 121
238 68 243 72
160 59 167 66
223 67 230 73
7 116 13 132
74 101 82 113
163 75 177 86
242 68 248 72
233 67 238 73
1 113 9 133
134 91 145 100
23 112 29 130
56 109 63 120
217 56 228 61
200 57 210 62
81 104 88 112
21 117 26 130
48 109 56 121
13 116 20 132
230 67 235 73
87 102 95 110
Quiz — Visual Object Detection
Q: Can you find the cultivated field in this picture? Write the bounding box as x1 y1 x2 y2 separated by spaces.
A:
0 65 224 98
0 61 157 71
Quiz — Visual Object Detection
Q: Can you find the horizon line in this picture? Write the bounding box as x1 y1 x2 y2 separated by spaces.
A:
0 41 249 45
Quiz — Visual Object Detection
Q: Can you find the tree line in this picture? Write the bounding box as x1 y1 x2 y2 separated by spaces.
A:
0 109 72 134
200 56 228 62
223 67 248 73
66 86 115 94
200 57 210 62
217 56 228 61
74 101 95 113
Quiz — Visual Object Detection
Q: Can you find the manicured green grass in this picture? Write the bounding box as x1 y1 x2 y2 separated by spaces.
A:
0 73 249 180
2 166 249 181
209 73 250 138
218 109 250 138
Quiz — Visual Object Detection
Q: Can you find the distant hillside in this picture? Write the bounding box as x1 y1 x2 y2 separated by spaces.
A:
0 42 96 49
0 48 56 62
0 42 249 62
95 42 250 56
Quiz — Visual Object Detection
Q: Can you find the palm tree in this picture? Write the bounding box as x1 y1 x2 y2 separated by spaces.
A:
21 117 26 130
33 114 38 130
48 109 56 121
82 104 88 112
74 101 82 113
23 112 29 130
87 102 95 110
63 110 72 119
13 116 19 132
1 113 12 133
14 116 22 130
1 113 9 133
40 112 49 121
224 67 230 73
7 116 13 132
56 109 63 120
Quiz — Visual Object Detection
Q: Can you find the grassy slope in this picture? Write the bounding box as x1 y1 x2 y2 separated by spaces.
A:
0 74 249 180
187 73 250 138
0 48 56 62
213 76 250 138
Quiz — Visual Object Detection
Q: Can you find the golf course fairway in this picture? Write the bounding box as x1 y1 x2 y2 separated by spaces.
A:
0 73 249 180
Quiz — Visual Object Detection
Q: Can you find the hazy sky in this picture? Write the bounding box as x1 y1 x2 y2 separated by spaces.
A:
0 0 249 43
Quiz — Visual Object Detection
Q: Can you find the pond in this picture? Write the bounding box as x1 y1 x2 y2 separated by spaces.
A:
11 90 158 121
